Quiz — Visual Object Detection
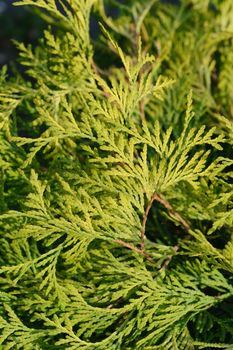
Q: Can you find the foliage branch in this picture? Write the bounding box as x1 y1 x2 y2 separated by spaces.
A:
0 0 233 349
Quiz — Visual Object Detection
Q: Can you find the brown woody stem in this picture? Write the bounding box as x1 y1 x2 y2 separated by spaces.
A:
154 193 190 232
140 192 158 250
159 244 179 272
114 239 153 262
139 100 145 122
140 191 190 250
114 193 189 267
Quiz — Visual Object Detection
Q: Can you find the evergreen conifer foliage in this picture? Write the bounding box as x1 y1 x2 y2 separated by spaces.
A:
0 0 233 348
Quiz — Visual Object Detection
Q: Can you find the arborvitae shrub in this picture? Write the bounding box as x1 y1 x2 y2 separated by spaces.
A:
0 0 233 349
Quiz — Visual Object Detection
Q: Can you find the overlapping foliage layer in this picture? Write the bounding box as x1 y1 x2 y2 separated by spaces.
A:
0 0 233 349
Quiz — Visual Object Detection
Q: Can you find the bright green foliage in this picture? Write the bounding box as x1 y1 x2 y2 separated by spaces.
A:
0 0 233 349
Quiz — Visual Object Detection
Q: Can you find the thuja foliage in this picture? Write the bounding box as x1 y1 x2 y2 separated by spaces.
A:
0 0 233 348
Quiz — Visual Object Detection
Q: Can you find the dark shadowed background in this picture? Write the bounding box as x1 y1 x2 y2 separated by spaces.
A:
0 0 179 68
0 0 46 67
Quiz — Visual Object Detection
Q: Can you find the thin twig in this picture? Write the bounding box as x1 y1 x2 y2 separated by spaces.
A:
115 192 190 267
154 193 190 232
140 192 190 251
114 239 153 262
91 60 110 99
159 244 179 273
139 99 145 122
91 59 109 77
140 192 158 250
91 59 99 75
153 194 191 272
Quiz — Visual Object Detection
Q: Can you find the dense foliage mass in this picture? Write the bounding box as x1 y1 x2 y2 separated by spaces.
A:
0 0 233 348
